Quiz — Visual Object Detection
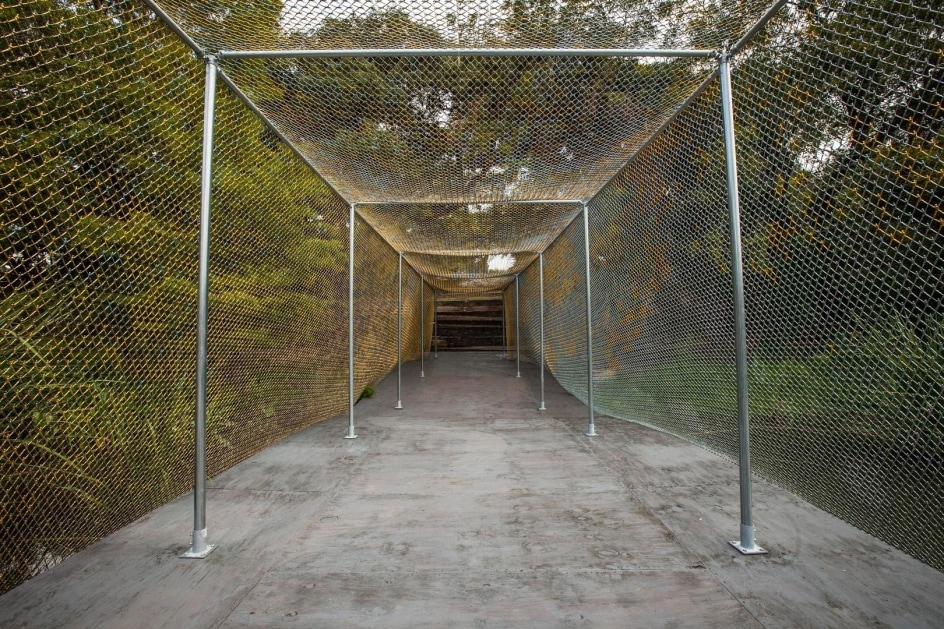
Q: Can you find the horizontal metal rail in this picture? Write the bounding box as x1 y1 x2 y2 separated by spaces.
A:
412 272 531 280
400 249 543 256
218 48 717 60
355 199 584 207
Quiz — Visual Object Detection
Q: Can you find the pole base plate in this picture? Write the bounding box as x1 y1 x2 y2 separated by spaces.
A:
538 404 546 411
180 544 216 559
344 434 358 439
729 540 767 555
395 402 403 410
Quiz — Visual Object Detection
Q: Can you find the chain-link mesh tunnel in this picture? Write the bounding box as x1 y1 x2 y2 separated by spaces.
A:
1 0 942 595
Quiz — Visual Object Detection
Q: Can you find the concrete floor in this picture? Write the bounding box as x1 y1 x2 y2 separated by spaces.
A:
2 352 943 628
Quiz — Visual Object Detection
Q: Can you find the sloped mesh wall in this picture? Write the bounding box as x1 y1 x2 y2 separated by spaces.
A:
520 0 942 571
354 220 426 387
731 0 942 565
0 2 417 594
516 256 543 367
584 88 739 456
535 217 590 400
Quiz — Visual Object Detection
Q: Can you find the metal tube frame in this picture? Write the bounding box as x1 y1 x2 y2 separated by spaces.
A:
218 48 717 60
395 252 404 409
420 278 426 378
538 253 546 411
720 54 765 555
147 2 789 562
345 203 358 439
515 275 521 377
182 56 218 559
354 199 584 207
582 202 596 437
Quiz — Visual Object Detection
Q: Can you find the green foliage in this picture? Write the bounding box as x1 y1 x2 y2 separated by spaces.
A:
360 385 376 399
0 0 347 593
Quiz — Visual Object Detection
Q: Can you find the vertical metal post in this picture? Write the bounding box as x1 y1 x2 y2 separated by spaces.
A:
721 54 765 555
515 275 521 377
182 57 218 559
501 291 507 359
582 202 596 437
420 279 425 377
345 203 358 439
433 288 439 359
395 252 403 409
538 253 546 411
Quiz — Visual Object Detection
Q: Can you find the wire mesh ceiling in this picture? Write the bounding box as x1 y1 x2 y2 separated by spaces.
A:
405 251 538 278
150 0 774 53
217 53 714 204
356 202 581 255
148 0 781 290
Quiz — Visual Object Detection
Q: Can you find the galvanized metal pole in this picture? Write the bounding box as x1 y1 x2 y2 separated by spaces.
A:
182 56 218 559
582 202 597 437
433 288 439 359
395 252 403 409
515 275 521 377
345 204 358 439
420 280 426 377
355 199 584 207
218 47 718 60
538 253 546 411
720 54 765 555
501 291 507 359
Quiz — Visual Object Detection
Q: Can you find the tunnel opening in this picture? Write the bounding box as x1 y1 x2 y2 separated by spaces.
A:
434 293 505 351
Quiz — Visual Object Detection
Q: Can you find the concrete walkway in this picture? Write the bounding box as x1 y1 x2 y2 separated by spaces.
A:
2 352 943 628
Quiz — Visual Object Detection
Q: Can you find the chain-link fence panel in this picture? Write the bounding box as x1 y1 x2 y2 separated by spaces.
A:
206 83 351 476
581 87 740 454
354 218 425 390
518 0 943 572
516 256 542 367
217 53 714 205
357 203 580 256
1 2 410 595
502 282 514 361
1 1 207 593
149 0 774 58
531 216 590 398
730 0 943 570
